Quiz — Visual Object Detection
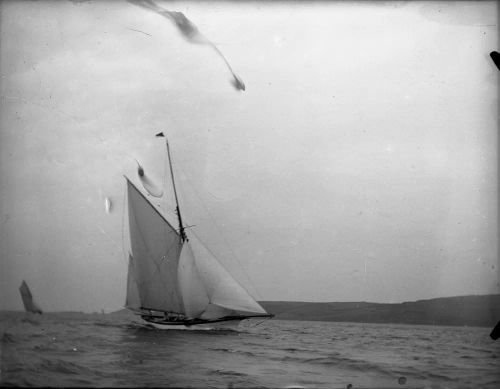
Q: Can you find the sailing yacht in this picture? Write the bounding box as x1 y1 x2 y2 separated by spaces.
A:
124 136 272 330
19 280 43 314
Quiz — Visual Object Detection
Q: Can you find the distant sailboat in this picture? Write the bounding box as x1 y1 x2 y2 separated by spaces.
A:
124 136 272 330
19 280 43 314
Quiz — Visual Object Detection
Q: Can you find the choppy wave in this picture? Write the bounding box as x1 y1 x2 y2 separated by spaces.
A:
2 332 17 344
38 359 95 376
1 312 499 388
210 369 249 377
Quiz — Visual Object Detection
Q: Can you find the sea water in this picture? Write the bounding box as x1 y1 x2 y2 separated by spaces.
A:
1 311 499 388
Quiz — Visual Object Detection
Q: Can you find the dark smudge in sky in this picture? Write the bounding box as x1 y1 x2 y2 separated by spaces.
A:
489 51 500 71
135 160 164 198
127 0 245 91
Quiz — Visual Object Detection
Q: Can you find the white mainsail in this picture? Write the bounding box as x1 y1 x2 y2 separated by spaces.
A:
125 177 268 320
125 254 141 310
127 179 184 313
19 280 43 314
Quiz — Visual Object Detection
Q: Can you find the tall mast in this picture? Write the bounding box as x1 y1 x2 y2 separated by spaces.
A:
165 137 187 241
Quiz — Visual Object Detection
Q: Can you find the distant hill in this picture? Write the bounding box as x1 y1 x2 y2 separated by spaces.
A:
108 295 500 328
259 294 500 328
4 295 497 328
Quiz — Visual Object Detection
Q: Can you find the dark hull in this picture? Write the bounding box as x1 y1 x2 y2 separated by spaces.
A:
142 314 272 327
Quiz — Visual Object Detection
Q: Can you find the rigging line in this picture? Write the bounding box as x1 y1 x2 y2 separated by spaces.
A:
97 225 122 251
162 147 180 246
166 139 186 241
161 144 170 258
174 161 262 300
163 141 168 226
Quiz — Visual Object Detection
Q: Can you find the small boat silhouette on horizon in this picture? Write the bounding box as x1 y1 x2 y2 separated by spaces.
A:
19 280 43 314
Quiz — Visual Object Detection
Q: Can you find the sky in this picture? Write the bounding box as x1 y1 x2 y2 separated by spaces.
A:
0 0 498 312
